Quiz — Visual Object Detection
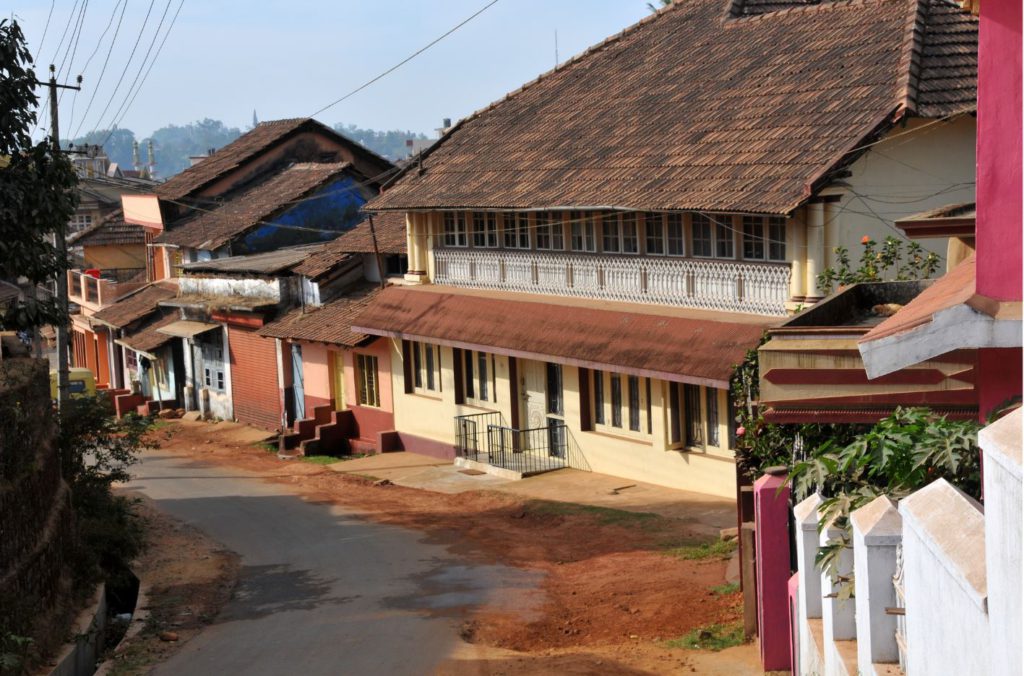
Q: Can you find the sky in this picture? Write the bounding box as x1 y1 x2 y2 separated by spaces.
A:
15 1 651 141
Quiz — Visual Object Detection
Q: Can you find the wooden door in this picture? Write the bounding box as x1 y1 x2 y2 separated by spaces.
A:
521 360 547 430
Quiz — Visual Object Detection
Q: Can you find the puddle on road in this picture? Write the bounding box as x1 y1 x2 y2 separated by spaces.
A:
384 563 545 622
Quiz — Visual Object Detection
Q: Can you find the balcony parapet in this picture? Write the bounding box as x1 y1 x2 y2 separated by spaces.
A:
434 248 791 316
68 269 146 312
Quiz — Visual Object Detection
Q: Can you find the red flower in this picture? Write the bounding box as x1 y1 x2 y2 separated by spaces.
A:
736 426 746 437
861 235 870 245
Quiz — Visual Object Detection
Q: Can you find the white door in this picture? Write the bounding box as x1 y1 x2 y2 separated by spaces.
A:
521 360 547 431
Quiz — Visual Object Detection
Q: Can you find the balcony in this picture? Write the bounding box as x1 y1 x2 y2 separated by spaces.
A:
68 269 146 313
433 249 791 316
454 411 588 477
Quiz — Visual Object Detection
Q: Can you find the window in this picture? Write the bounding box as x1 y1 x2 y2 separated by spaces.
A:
385 254 407 276
356 354 380 407
201 344 225 392
462 349 496 403
503 213 530 249
69 213 92 231
443 212 467 247
671 383 728 451
742 216 766 260
536 212 564 250
767 216 787 261
705 387 719 447
684 384 703 447
546 362 563 416
645 213 665 255
593 369 605 424
593 370 651 436
691 214 714 257
715 217 734 258
570 211 596 252
601 213 639 254
472 212 498 248
667 213 684 255
411 341 442 393
627 375 641 432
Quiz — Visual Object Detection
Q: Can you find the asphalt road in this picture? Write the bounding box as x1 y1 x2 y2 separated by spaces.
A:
127 451 541 676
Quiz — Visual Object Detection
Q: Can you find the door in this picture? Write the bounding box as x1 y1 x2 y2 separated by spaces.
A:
521 360 547 431
291 343 305 420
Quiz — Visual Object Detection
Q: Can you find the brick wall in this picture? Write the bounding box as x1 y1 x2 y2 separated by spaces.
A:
228 326 281 430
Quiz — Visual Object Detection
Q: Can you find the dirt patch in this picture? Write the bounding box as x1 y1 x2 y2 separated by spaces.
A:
147 420 751 671
99 495 239 675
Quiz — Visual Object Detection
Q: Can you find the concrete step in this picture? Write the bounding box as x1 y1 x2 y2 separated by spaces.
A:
348 438 378 456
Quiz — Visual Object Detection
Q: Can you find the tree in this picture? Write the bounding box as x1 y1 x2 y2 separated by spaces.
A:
66 127 137 170
0 20 78 331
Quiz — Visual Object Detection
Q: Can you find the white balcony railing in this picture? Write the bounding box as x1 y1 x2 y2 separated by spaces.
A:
433 249 791 316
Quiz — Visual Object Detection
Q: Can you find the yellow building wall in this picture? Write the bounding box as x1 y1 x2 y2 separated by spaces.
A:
386 340 738 500
82 244 147 271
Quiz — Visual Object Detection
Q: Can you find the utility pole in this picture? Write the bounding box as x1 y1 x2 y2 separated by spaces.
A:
38 65 81 408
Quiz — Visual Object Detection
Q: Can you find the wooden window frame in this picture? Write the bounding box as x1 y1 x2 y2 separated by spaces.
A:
443 211 468 247
570 211 597 252
502 212 531 249
535 211 565 251
593 370 652 439
356 353 380 408
472 212 498 248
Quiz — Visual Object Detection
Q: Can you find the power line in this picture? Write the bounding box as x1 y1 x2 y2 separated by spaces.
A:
47 0 80 73
87 0 156 139
72 0 129 139
99 0 173 144
56 0 88 85
34 0 56 58
78 0 124 77
309 0 501 118
105 0 185 144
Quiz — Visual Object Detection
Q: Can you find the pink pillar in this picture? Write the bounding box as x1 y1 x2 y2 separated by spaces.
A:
788 573 800 675
754 470 792 672
976 0 1022 301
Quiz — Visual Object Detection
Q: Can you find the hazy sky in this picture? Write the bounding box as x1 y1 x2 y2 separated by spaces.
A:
15 1 650 141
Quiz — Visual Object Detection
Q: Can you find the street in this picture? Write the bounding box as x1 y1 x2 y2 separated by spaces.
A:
127 449 539 676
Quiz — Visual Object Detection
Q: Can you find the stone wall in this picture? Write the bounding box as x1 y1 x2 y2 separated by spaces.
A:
0 358 75 651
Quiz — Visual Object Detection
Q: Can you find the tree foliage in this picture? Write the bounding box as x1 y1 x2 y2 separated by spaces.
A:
0 20 79 331
816 235 941 295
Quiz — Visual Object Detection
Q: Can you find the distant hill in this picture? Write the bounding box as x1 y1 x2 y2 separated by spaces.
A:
66 119 429 179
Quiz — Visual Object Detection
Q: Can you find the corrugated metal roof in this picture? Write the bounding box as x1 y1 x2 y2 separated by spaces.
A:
90 282 178 329
177 244 325 276
351 285 774 387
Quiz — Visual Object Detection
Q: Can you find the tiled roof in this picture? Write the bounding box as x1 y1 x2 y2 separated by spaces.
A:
154 118 395 202
118 312 179 355
371 0 976 215
177 244 325 276
292 211 407 278
157 162 352 250
68 211 147 248
895 201 975 238
351 285 773 387
90 282 178 329
258 284 382 347
154 119 310 201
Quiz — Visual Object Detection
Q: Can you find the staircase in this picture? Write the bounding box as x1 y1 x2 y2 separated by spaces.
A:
278 404 365 459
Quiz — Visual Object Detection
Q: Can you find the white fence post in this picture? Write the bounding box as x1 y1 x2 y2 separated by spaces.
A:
821 516 856 675
851 495 902 668
794 494 823 619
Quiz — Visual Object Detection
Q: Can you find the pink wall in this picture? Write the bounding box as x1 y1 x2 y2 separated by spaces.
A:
754 472 792 672
301 342 333 411
976 0 1022 301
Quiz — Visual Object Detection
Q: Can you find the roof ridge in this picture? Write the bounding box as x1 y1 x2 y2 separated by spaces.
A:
723 0 889 25
895 0 930 116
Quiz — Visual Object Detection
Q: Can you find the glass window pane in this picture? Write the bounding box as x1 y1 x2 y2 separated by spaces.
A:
610 373 622 427
503 213 529 249
768 216 786 261
715 217 734 258
628 375 641 431
478 351 489 401
705 388 719 447
546 363 563 415
537 212 563 250
691 214 713 257
742 216 765 259
684 384 703 447
425 345 435 390
413 342 422 388
667 213 684 256
602 213 620 253
570 211 596 252
464 350 474 399
622 213 638 253
670 382 681 443
645 213 664 255
593 369 605 424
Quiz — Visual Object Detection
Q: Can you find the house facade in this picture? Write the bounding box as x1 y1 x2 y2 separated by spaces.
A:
351 0 979 497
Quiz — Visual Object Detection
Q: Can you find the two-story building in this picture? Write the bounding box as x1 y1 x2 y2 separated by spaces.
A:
351 0 978 497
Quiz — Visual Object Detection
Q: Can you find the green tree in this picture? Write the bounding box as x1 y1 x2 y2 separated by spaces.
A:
0 20 79 331
333 122 429 161
65 127 137 170
146 118 242 176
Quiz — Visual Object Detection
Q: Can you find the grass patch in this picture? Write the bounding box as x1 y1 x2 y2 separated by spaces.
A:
528 500 663 528
665 538 737 561
300 455 342 465
664 621 745 651
255 441 278 453
710 581 740 595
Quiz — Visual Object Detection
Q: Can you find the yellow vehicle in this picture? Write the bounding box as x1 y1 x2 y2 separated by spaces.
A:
49 367 97 399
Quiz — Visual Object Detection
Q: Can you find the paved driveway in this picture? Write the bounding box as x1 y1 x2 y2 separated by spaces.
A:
128 451 541 676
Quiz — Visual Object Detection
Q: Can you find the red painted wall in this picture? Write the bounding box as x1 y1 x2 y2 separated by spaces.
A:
976 0 1022 301
345 340 395 442
754 472 792 672
229 326 282 430
979 348 1023 418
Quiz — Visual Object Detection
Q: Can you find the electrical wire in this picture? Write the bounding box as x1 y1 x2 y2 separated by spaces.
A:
87 0 156 139
72 0 129 140
309 0 501 118
99 0 173 145
104 0 185 146
34 0 56 59
56 0 88 86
